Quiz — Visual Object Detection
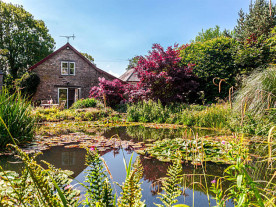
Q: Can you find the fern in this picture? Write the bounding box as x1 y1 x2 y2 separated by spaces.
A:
83 148 114 207
117 157 145 207
0 145 80 206
155 156 183 207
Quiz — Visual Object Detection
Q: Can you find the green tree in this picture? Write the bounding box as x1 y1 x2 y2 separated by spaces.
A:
126 56 139 70
235 0 276 42
0 1 55 78
233 0 275 75
191 25 223 43
180 37 238 102
81 52 95 63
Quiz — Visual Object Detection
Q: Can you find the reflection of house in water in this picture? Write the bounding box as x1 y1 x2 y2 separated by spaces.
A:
38 146 87 178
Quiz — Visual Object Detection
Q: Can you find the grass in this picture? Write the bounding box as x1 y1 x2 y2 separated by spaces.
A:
0 88 35 148
127 100 231 129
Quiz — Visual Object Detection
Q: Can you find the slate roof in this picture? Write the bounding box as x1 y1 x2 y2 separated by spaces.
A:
119 68 140 82
28 43 118 80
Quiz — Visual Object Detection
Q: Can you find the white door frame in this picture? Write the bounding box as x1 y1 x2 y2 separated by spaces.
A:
58 88 68 109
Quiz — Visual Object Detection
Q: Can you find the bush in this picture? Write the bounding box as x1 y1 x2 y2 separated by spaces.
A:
0 88 35 148
127 100 230 129
233 67 276 116
90 77 127 107
14 72 40 98
180 37 238 102
70 98 97 109
135 44 200 104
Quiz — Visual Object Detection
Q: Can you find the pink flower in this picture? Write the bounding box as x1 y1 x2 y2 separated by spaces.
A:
90 146 95 151
211 179 216 184
64 185 72 190
221 141 226 145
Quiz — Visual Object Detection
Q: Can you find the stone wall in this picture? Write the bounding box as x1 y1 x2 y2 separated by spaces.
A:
32 46 115 104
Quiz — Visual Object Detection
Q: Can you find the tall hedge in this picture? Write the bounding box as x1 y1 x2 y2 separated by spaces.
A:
180 37 238 102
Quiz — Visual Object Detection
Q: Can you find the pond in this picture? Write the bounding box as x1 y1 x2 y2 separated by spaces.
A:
0 125 238 206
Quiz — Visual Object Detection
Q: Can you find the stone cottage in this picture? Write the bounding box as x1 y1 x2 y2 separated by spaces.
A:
29 43 117 108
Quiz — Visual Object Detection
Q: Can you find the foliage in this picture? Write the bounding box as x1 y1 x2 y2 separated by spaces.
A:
234 0 276 42
70 98 97 109
233 0 276 75
117 157 145 207
90 77 127 107
127 101 231 129
191 25 224 43
233 67 276 116
126 56 140 70
180 37 238 102
81 52 95 63
134 44 200 104
155 153 183 207
0 145 79 206
144 137 246 164
0 88 35 148
14 72 40 98
266 26 276 63
34 106 112 122
0 1 55 78
83 148 114 206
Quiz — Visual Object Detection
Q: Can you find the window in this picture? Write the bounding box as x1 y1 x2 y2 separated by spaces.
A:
61 61 75 75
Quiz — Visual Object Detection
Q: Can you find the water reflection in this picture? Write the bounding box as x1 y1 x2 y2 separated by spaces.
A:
0 125 236 206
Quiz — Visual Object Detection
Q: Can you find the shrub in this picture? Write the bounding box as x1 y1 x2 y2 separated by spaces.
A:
180 37 238 102
127 100 230 129
14 72 40 98
0 88 35 148
90 77 127 107
233 67 276 116
70 98 97 109
135 44 200 104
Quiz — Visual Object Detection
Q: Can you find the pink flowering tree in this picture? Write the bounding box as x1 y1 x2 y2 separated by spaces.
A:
134 44 200 104
90 77 127 107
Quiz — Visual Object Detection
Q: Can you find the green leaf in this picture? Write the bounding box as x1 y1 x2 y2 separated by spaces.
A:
237 174 243 188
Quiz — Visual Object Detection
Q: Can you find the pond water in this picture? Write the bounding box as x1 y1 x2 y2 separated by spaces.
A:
0 125 235 207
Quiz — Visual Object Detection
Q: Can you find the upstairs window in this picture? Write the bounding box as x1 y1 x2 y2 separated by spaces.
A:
61 61 75 75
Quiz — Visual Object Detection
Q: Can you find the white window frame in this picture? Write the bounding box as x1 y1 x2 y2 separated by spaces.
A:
58 88 68 109
61 61 75 76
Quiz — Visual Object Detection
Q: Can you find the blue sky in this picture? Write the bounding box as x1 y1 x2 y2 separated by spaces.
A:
4 0 253 77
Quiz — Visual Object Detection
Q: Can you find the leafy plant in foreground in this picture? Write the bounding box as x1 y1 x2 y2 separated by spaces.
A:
83 148 114 207
117 155 145 207
0 88 35 148
155 153 183 207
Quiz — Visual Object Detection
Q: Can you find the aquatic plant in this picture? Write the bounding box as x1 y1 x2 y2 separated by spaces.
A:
142 137 248 165
0 88 35 148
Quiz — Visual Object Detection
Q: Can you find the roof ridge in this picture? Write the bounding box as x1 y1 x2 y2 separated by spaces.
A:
29 43 118 80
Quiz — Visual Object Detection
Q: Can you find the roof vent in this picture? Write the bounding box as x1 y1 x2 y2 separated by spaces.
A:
66 47 70 50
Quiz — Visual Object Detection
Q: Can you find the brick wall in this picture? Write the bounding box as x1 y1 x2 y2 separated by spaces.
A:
32 46 115 104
